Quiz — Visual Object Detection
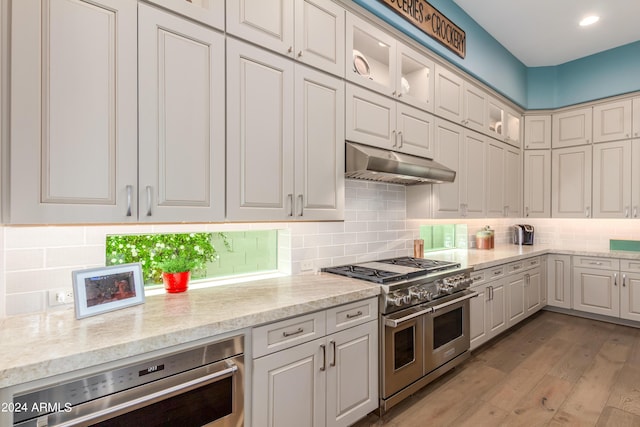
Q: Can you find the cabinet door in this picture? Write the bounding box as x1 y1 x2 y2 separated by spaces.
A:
485 139 506 217
633 139 640 218
432 119 464 218
434 65 463 122
345 84 396 149
621 271 640 322
573 267 620 317
552 145 592 218
294 65 345 220
138 4 225 222
634 98 640 138
396 103 435 158
226 40 294 221
295 0 345 77
145 0 224 29
592 140 632 218
253 338 326 427
396 42 434 112
506 273 526 327
540 256 548 305
346 13 396 95
326 322 378 427
462 82 487 133
504 145 521 217
525 269 542 315
487 97 505 140
9 0 137 224
488 280 507 337
547 254 572 309
462 130 486 218
552 107 593 148
593 99 632 143
524 115 551 149
523 150 551 218
469 285 488 351
504 108 522 148
226 0 293 56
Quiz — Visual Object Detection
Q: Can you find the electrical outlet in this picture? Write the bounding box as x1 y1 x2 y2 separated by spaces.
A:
48 288 74 306
300 260 314 271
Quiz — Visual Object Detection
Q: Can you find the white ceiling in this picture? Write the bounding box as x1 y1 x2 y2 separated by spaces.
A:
452 0 640 67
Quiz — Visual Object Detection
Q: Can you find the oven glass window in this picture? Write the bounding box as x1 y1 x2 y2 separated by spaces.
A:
394 326 416 370
91 376 233 426
433 307 463 349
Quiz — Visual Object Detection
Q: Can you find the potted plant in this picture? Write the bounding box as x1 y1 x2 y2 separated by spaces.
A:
158 257 198 293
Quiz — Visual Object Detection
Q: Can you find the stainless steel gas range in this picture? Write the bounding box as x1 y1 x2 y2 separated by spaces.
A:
323 256 477 414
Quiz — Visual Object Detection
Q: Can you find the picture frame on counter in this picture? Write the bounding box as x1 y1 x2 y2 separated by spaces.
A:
72 263 145 319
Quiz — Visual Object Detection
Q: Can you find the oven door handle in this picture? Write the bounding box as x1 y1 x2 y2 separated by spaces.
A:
430 291 479 313
52 363 238 427
384 306 433 328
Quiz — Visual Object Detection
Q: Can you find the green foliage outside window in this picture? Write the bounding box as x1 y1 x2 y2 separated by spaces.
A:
106 232 229 284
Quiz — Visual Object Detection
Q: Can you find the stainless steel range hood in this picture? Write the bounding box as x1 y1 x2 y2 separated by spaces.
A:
345 142 456 185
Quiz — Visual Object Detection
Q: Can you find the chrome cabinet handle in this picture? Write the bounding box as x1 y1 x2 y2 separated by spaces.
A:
298 194 304 217
392 130 397 148
586 206 591 218
288 194 293 217
126 185 133 217
346 310 363 319
320 344 326 371
623 274 627 287
614 273 618 286
525 206 530 217
634 206 638 218
330 341 336 367
625 206 630 218
282 327 304 337
398 131 404 148
589 261 603 266
146 186 152 217
493 270 502 276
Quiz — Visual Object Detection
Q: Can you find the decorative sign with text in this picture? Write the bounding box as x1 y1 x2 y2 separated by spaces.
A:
378 0 466 59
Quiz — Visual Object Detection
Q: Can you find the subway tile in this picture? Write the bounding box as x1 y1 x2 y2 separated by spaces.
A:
5 226 85 249
367 221 388 232
344 243 368 256
5 249 45 271
318 245 345 258
47 245 106 268
6 292 46 316
356 232 379 243
6 268 79 294
303 234 332 248
357 211 378 222
344 221 368 233
318 222 345 234
332 232 358 245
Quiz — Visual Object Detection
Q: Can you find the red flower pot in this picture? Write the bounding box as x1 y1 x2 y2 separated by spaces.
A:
162 271 191 293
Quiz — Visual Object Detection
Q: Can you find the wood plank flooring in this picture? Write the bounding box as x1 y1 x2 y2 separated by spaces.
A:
353 310 640 427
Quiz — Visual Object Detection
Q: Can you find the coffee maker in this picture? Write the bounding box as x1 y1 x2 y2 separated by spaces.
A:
513 224 534 245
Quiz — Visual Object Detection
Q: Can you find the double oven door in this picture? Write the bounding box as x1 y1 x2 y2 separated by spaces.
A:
382 290 474 399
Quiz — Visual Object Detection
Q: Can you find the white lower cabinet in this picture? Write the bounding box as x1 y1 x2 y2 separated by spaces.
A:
252 299 378 427
547 254 572 309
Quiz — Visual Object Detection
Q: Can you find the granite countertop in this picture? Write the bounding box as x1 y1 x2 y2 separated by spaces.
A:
0 274 379 389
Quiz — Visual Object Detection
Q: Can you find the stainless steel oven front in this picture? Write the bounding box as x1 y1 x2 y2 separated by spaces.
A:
381 290 476 412
10 335 244 427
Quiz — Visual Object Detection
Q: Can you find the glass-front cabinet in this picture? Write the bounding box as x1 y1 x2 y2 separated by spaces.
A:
346 13 434 112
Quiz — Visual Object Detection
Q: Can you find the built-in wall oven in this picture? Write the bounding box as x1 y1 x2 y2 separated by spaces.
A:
323 257 476 414
10 335 244 427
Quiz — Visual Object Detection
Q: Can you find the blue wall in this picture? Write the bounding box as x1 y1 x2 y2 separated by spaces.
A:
353 0 640 110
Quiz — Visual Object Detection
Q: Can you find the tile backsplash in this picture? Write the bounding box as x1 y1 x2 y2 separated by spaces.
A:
3 180 640 317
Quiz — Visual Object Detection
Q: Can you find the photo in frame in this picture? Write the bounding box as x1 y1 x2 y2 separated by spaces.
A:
72 263 145 319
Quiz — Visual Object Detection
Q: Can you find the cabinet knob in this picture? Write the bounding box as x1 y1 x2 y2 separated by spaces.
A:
298 51 303 57
287 46 293 53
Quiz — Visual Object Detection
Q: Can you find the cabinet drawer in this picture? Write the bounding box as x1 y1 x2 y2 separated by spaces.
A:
506 261 525 275
470 270 486 286
326 298 378 334
253 311 327 358
572 256 619 270
524 257 541 269
487 265 505 279
620 259 640 272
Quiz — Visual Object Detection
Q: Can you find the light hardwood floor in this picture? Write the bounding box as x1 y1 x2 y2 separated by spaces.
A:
354 310 640 427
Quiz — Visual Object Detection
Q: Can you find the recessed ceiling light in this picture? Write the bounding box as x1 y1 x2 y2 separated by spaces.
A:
579 15 600 26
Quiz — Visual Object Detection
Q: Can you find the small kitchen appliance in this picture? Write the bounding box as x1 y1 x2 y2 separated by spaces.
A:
513 224 534 245
322 257 476 414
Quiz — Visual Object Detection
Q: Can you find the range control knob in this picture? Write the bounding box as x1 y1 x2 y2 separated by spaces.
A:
388 295 404 307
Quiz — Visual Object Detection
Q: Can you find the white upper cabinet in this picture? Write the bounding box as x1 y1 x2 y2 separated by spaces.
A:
462 81 487 133
346 84 434 158
524 115 551 149
227 0 345 76
434 64 463 122
485 139 520 218
227 39 344 221
634 98 640 138
523 150 551 218
396 42 435 112
593 99 632 143
592 140 632 218
138 4 225 222
145 0 224 29
552 107 593 148
552 145 592 218
461 130 486 218
9 0 138 224
346 13 396 94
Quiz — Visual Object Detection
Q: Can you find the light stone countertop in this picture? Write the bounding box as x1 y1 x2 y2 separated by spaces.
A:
0 274 379 389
